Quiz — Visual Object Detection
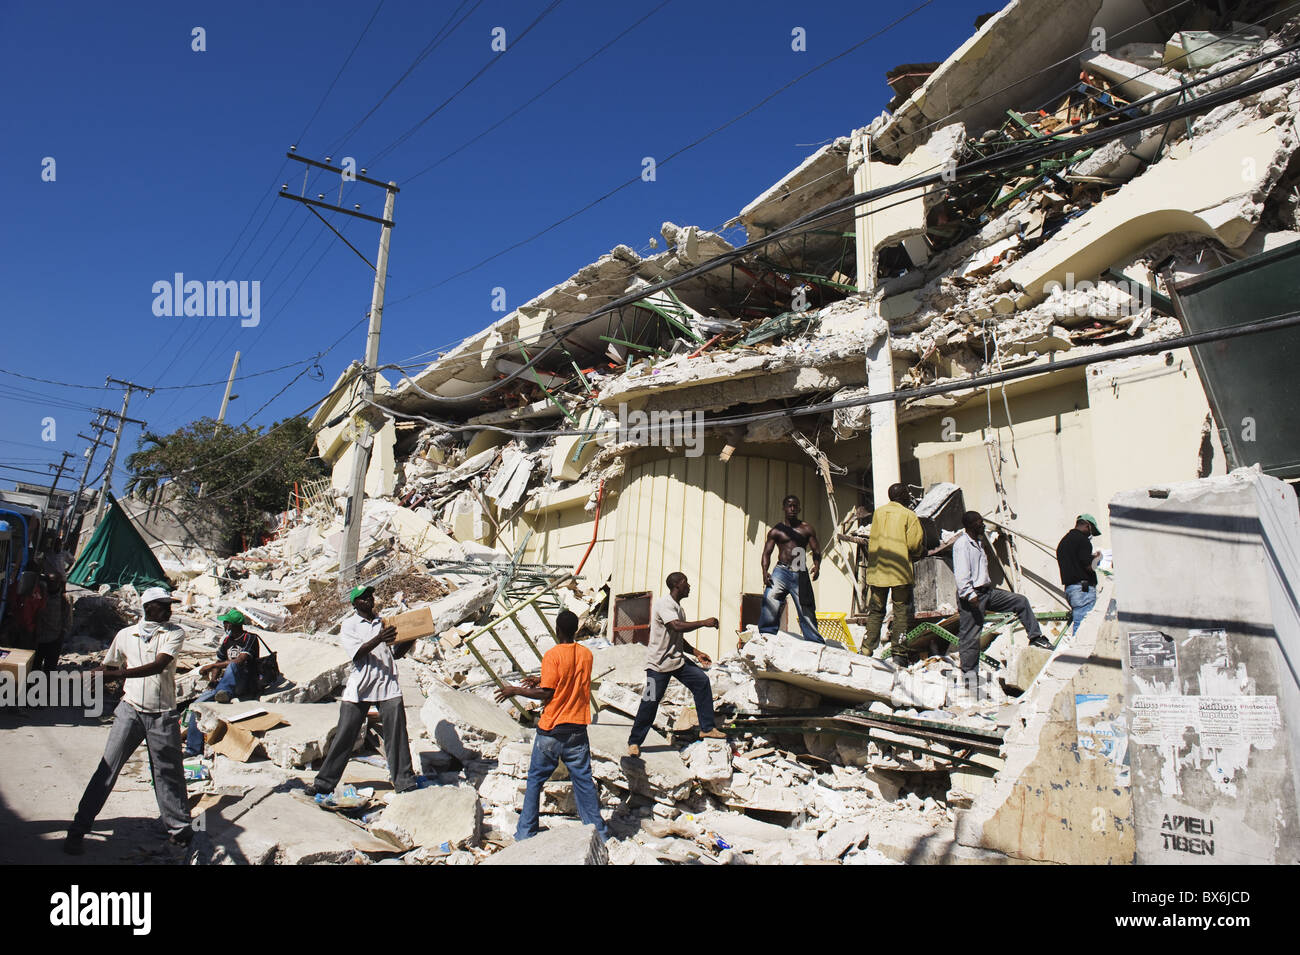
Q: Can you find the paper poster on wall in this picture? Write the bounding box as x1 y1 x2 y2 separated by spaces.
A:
1127 630 1177 669
1129 694 1279 749
1076 693 1130 786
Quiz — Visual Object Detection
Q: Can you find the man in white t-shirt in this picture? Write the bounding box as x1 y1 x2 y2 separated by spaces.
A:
65 587 192 856
307 585 418 797
626 572 726 758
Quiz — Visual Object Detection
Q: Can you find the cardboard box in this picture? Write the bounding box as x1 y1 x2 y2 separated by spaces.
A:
0 647 34 685
385 607 437 644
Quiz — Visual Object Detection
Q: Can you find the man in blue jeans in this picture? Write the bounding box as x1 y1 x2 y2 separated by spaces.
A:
1056 513 1102 636
495 610 608 841
185 609 261 756
627 572 726 758
757 495 824 643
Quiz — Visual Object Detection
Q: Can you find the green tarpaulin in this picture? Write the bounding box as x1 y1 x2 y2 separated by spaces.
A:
68 496 171 592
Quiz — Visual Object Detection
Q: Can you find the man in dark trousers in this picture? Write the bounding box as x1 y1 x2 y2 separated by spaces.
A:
185 608 262 756
627 572 726 758
757 494 824 643
1057 513 1102 636
307 585 417 798
495 610 608 842
65 587 191 855
863 483 925 659
953 512 1052 679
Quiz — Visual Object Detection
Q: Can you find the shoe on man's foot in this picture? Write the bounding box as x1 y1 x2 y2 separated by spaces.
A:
626 744 640 758
214 690 231 704
168 828 194 848
62 832 84 856
699 729 727 739
1028 635 1053 650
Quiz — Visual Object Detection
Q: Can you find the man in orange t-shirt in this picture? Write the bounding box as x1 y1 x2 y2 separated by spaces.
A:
495 609 608 842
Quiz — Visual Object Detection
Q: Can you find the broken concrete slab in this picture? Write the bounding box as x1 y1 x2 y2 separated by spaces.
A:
370 785 481 851
819 818 872 861
740 632 896 704
421 686 528 763
722 676 821 712
483 824 609 865
201 786 366 865
587 723 694 803
253 631 354 704
696 810 821 865
1001 645 1052 693
870 814 1013 865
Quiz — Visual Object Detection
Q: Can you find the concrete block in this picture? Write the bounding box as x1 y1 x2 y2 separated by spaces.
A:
201 787 365 865
819 819 871 860
891 669 948 709
255 631 354 704
370 785 481 851
1001 645 1052 693
587 723 694 803
681 739 732 786
421 686 528 763
483 824 608 865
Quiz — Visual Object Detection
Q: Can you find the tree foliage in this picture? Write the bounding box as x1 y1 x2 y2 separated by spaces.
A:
125 416 327 552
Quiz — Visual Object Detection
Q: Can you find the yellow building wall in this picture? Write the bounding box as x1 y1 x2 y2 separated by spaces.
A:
903 356 1226 609
608 453 857 661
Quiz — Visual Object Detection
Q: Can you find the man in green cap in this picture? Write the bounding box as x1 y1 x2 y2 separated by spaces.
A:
1056 514 1102 637
307 585 418 797
184 608 261 756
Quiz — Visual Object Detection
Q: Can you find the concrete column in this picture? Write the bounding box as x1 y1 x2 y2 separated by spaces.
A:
850 127 901 503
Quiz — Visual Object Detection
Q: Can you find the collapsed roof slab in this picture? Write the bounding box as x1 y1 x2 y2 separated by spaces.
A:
871 0 1107 161
1005 115 1298 308
737 138 853 241
388 232 741 415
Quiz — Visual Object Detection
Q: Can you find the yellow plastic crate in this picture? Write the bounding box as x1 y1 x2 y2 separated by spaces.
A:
816 612 856 652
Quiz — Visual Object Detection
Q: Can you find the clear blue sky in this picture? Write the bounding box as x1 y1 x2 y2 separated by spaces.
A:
0 0 988 496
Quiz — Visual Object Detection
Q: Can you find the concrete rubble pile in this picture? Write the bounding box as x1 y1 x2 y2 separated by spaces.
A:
84 1 1300 865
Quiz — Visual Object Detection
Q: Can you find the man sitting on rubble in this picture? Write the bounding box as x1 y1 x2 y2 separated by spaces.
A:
1056 514 1102 637
184 609 261 757
953 511 1052 681
65 587 192 855
306 585 418 799
627 572 726 758
863 483 925 661
495 610 608 842
757 494 824 643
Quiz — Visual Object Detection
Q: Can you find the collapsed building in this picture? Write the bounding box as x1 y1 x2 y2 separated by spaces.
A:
118 0 1300 864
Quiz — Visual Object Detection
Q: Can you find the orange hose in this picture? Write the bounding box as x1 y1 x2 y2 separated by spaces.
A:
574 478 606 577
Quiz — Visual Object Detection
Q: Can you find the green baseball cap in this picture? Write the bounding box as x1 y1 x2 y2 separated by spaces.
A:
349 585 374 602
217 609 246 625
1077 513 1100 535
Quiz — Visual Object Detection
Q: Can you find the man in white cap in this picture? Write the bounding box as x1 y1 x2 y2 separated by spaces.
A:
306 585 418 798
65 586 192 855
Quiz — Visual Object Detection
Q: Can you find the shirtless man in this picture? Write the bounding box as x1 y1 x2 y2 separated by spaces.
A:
757 495 824 643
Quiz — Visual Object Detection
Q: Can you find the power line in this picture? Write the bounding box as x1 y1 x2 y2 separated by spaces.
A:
402 0 676 184
384 0 938 308
369 0 566 165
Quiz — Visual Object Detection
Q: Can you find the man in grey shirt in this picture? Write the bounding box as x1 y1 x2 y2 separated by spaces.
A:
954 511 1052 677
627 572 727 757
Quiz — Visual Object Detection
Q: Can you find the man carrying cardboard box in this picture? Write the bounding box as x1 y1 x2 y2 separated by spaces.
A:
306 585 418 798
65 587 192 855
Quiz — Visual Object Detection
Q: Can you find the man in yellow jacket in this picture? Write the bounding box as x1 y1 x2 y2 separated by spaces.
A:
863 483 925 659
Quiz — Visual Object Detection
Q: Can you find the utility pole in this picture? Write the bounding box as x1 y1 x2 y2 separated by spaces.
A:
64 415 112 546
216 350 241 430
90 378 154 531
278 149 398 583
45 450 74 510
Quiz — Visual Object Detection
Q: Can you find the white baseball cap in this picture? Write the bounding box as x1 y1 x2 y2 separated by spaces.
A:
140 586 176 606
